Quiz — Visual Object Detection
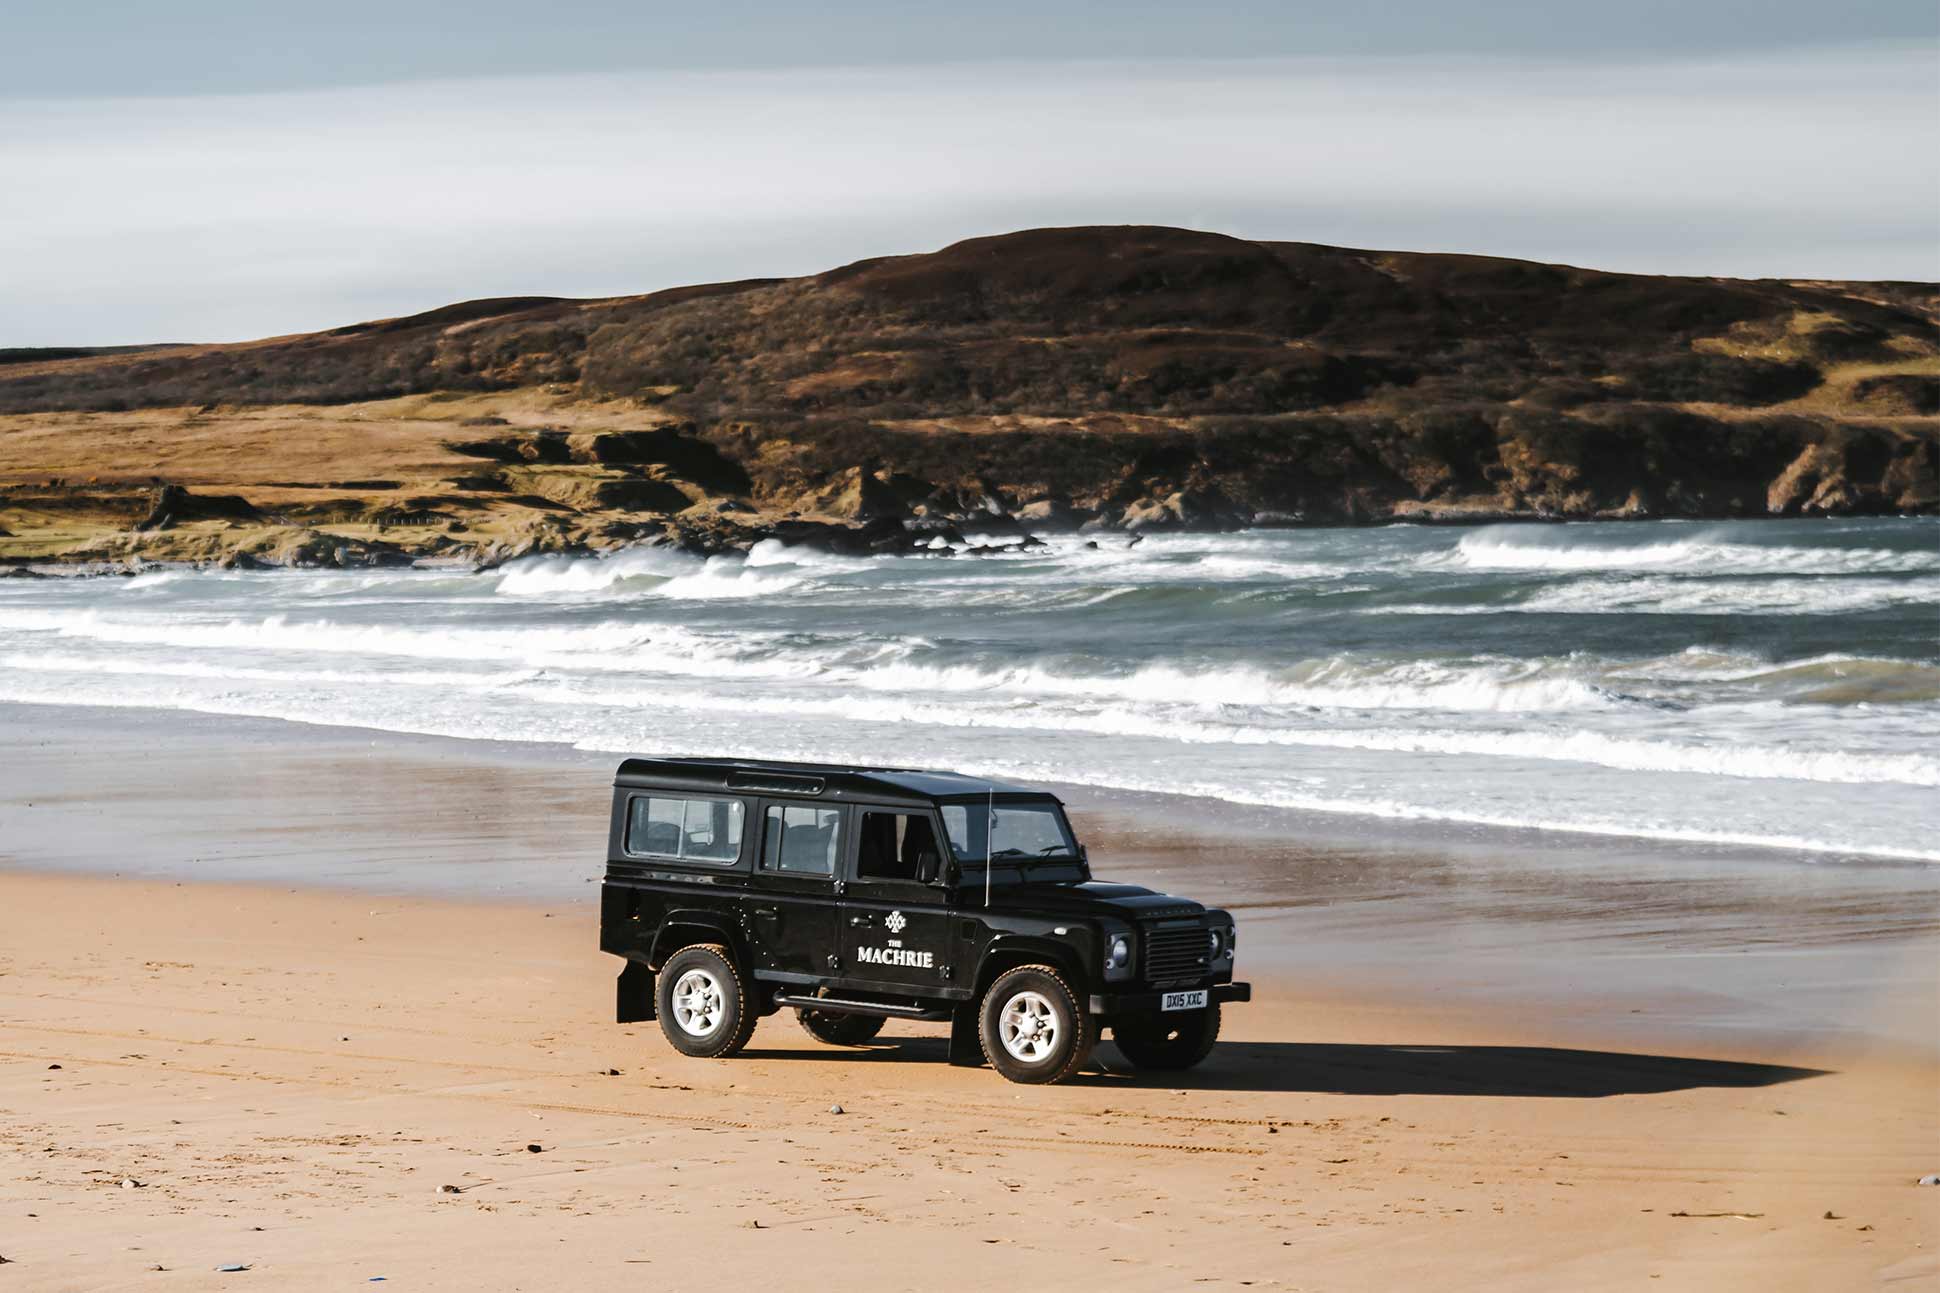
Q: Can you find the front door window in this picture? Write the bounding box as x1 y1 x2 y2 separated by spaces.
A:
856 810 943 883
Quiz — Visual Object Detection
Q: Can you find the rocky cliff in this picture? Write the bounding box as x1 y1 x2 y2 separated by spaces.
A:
1 226 1934 567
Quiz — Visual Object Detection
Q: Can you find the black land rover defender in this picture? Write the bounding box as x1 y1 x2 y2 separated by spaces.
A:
598 758 1250 1084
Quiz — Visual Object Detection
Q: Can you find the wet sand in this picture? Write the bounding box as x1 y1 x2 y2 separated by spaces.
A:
1 703 1937 1288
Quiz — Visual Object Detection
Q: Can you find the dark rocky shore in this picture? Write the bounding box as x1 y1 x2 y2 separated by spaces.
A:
2 226 1934 570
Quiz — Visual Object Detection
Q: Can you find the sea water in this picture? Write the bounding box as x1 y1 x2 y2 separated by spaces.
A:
1 518 1934 863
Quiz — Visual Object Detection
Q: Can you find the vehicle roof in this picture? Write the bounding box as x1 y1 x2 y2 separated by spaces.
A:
613 756 1059 806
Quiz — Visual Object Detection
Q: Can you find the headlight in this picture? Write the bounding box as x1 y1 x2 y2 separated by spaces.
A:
1207 928 1223 959
1107 934 1132 970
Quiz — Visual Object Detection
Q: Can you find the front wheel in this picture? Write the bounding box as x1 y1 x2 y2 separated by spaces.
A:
1112 1002 1221 1070
978 965 1093 1084
656 944 757 1059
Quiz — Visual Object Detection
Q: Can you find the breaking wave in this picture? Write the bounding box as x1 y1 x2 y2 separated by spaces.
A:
1444 527 1940 575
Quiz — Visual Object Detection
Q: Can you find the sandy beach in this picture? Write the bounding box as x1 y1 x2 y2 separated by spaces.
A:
6 9 1937 1288
2 704 1936 1290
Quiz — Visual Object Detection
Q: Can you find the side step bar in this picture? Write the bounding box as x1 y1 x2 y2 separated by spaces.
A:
773 992 952 1022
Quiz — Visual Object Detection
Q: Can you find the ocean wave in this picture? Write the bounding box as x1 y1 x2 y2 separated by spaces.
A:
759 653 1617 713
492 546 694 595
0 606 1619 713
3 667 1931 861
0 649 533 691
13 639 1921 785
1442 527 1938 575
1517 576 1940 616
742 539 877 573
492 547 814 600
0 606 821 678
1373 575 1940 617
499 676 1936 787
939 765 1940 864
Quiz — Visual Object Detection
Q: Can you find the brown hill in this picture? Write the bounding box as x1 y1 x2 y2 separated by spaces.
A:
2 227 1935 567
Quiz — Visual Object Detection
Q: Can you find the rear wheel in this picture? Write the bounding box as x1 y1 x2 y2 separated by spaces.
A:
1112 1002 1221 1071
978 965 1093 1085
797 1008 887 1047
656 944 757 1059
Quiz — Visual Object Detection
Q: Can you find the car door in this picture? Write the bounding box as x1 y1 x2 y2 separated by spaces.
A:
837 806 960 994
744 799 845 988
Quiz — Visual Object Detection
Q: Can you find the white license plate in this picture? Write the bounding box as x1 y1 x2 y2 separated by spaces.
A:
1161 989 1208 1012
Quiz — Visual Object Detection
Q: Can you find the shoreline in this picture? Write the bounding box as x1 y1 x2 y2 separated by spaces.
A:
6 509 1938 577
4 699 1936 1059
4 687 1935 869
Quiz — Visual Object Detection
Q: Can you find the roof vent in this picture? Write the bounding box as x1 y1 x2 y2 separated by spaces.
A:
727 772 827 796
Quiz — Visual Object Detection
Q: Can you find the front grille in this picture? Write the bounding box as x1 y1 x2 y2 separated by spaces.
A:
1142 924 1210 981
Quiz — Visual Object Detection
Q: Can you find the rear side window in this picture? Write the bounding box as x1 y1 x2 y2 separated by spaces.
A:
761 804 842 876
625 796 745 864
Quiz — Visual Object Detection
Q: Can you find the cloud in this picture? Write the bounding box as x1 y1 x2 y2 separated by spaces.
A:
2 48 1933 344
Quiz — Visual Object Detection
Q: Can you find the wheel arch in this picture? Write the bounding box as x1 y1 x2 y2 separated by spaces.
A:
647 909 748 972
972 937 1088 1001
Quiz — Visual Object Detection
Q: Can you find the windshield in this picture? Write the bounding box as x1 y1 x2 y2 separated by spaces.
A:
940 801 1077 862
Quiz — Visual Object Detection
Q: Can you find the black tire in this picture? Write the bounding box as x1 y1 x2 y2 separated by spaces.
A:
656 944 757 1059
1112 1002 1221 1071
797 1009 887 1047
978 964 1093 1085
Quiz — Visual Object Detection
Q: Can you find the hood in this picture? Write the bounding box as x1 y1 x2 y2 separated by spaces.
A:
985 878 1206 922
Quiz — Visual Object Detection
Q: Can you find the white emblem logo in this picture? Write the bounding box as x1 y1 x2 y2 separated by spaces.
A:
885 910 907 934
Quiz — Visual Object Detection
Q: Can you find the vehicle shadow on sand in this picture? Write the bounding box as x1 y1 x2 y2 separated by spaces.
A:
744 1037 1828 1097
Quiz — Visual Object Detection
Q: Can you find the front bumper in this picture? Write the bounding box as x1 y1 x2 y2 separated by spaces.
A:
1088 981 1251 1016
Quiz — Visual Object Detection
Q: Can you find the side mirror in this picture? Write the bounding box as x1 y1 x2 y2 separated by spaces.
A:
915 850 942 885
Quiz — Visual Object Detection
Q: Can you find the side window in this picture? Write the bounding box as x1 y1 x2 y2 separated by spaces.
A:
941 804 973 858
856 811 943 883
762 804 841 876
626 795 745 864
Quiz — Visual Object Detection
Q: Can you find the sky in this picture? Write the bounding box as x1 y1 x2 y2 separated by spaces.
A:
2 2 1936 345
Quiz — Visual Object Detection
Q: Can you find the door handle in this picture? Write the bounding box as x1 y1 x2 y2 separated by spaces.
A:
849 914 875 928
753 907 779 923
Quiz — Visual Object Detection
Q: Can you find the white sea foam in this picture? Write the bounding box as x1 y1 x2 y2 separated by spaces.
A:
1373 575 1940 617
960 767 1940 864
1444 527 1939 575
490 546 819 600
0 606 1617 712
0 606 826 680
490 675 1936 787
1518 576 1940 616
492 546 695 595
0 649 529 691
742 539 874 572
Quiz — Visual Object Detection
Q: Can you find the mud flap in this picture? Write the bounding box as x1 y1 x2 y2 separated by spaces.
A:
948 1003 984 1067
617 960 656 1023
